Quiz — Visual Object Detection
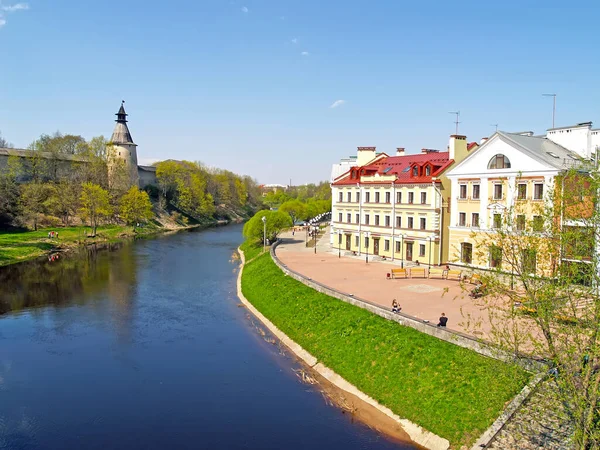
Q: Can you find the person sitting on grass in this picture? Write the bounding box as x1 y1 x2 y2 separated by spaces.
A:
391 299 401 314
437 313 448 327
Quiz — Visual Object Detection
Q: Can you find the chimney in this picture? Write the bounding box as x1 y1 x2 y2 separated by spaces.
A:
357 146 377 166
396 147 405 156
421 148 439 154
448 134 468 162
480 137 489 145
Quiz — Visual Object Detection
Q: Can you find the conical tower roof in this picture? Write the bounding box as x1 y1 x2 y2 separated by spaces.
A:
110 101 136 145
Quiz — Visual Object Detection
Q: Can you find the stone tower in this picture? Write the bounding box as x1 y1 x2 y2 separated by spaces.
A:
108 101 139 189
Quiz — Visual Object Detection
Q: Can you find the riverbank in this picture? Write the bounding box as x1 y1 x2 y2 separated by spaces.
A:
0 222 203 267
238 244 530 449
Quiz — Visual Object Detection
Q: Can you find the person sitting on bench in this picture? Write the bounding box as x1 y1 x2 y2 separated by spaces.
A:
437 313 448 327
391 299 401 314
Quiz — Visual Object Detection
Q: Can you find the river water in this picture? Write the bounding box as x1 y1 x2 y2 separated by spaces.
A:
0 225 415 450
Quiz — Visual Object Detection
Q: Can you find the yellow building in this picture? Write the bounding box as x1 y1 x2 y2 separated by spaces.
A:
446 131 583 271
331 136 470 266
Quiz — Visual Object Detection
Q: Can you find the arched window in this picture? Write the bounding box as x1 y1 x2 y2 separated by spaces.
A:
488 154 511 169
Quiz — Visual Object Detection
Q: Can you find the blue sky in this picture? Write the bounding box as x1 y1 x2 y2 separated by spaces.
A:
1 0 599 184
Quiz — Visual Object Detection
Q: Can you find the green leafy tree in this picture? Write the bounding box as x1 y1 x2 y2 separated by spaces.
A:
466 168 600 449
0 156 22 224
243 209 292 244
279 200 306 225
119 186 154 229
46 179 80 226
20 182 50 231
79 182 112 236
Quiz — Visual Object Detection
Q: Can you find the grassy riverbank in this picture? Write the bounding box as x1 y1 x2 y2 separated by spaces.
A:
241 250 530 448
0 224 164 267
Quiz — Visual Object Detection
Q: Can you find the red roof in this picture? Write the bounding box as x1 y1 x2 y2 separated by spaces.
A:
467 142 478 151
332 151 454 186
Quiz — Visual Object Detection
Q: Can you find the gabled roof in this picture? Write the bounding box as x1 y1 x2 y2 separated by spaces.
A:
467 142 478 151
332 151 454 186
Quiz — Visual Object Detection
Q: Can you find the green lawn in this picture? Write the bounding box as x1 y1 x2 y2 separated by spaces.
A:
241 252 530 448
0 224 159 266
239 239 265 262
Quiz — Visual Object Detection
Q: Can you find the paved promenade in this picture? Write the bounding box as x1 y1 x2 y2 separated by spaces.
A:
277 227 491 337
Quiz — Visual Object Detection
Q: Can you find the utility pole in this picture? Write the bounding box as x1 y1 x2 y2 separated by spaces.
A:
542 93 557 128
449 111 460 134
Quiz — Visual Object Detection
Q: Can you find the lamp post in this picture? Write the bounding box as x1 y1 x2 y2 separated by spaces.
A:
261 216 267 253
313 226 317 254
428 235 433 267
400 234 406 268
365 231 370 264
337 230 342 258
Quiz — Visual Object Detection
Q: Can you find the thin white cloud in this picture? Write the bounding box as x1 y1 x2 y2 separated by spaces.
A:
241 6 248 13
291 38 298 44
301 51 309 56
329 100 346 109
1 3 29 12
0 2 28 28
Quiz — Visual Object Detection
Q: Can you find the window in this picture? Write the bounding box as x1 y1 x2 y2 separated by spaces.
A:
364 237 369 249
534 183 544 200
419 244 426 257
458 212 466 226
396 192 402 204
385 192 391 203
375 192 380 203
346 213 351 223
490 245 502 268
407 217 414 229
365 192 370 203
493 213 502 229
493 184 503 200
339 192 343 202
472 213 479 227
488 154 511 169
412 166 419 176
338 213 342 222
420 218 426 230
522 249 537 274
355 214 359 224
425 166 431 176
421 192 427 204
408 192 414 204
533 215 544 232
396 241 401 252
459 185 467 199
517 183 527 200
385 216 390 227
472 184 480 200
355 235 359 247
365 214 370 225
396 216 402 228
347 192 352 202
516 215 526 231
384 240 390 251
356 192 360 203
375 215 380 226
461 243 473 264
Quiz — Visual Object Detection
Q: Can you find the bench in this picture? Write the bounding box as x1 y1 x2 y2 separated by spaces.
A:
428 268 446 279
469 274 482 285
446 270 462 281
391 268 407 279
410 267 426 278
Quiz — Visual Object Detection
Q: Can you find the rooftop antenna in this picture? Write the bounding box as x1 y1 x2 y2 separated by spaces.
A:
449 111 460 135
542 93 556 128
491 124 498 133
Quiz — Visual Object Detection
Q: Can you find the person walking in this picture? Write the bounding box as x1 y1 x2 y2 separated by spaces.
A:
437 313 448 327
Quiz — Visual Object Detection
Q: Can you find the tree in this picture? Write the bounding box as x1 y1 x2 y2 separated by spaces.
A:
0 131 13 148
120 186 154 229
279 200 306 225
79 182 112 236
20 182 50 231
46 179 79 226
0 156 22 225
465 168 600 449
243 209 292 244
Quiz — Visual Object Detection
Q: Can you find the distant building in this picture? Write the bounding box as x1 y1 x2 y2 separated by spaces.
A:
330 136 470 265
330 155 358 182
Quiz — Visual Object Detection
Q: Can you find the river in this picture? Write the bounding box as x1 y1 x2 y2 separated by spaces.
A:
0 225 415 450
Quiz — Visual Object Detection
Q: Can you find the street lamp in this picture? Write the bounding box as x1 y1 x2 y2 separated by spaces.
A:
313 225 317 254
428 235 433 267
365 231 370 264
400 234 406 268
261 216 267 253
337 230 342 258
